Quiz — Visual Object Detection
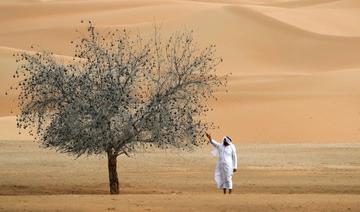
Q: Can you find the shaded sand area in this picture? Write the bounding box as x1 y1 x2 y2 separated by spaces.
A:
1 0 360 142
1 140 360 211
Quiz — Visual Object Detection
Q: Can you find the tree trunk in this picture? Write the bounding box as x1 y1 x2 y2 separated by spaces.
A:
107 152 119 194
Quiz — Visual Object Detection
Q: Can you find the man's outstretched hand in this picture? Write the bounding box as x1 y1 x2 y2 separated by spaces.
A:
205 132 212 142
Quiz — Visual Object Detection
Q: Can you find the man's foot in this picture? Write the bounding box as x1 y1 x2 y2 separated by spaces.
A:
223 188 226 194
229 189 232 194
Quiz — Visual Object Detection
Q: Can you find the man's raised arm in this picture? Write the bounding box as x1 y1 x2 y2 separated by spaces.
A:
206 133 220 148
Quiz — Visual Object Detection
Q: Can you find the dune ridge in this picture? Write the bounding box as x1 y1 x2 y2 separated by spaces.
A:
263 0 341 8
1 0 360 143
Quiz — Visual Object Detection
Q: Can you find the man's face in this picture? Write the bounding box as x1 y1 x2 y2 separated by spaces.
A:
223 139 229 146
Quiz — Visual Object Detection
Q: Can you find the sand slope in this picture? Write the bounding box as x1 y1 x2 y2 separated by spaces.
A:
1 0 360 142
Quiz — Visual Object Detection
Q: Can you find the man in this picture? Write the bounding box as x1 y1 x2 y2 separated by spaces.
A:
206 133 237 194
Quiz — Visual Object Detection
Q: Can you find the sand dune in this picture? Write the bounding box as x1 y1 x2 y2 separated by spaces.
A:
263 0 341 8
208 5 360 72
245 5 360 36
0 117 30 140
305 0 360 8
0 0 169 21
1 0 360 143
0 1 209 55
0 47 19 117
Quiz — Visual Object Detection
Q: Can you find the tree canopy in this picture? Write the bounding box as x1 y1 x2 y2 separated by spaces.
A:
9 21 227 194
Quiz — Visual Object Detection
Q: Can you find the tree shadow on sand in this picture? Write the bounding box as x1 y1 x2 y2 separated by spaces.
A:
0 183 184 195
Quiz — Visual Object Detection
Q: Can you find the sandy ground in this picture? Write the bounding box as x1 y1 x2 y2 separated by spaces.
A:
1 140 360 211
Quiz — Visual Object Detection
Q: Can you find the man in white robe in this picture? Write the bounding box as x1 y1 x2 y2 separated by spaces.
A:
206 133 237 194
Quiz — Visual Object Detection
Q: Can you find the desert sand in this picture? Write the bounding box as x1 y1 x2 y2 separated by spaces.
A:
1 0 360 211
1 140 360 211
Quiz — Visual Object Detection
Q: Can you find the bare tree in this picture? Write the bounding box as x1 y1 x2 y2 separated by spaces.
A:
9 21 226 194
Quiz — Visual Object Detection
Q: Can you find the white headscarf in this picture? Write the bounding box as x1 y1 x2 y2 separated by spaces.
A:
211 136 232 157
224 136 232 144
